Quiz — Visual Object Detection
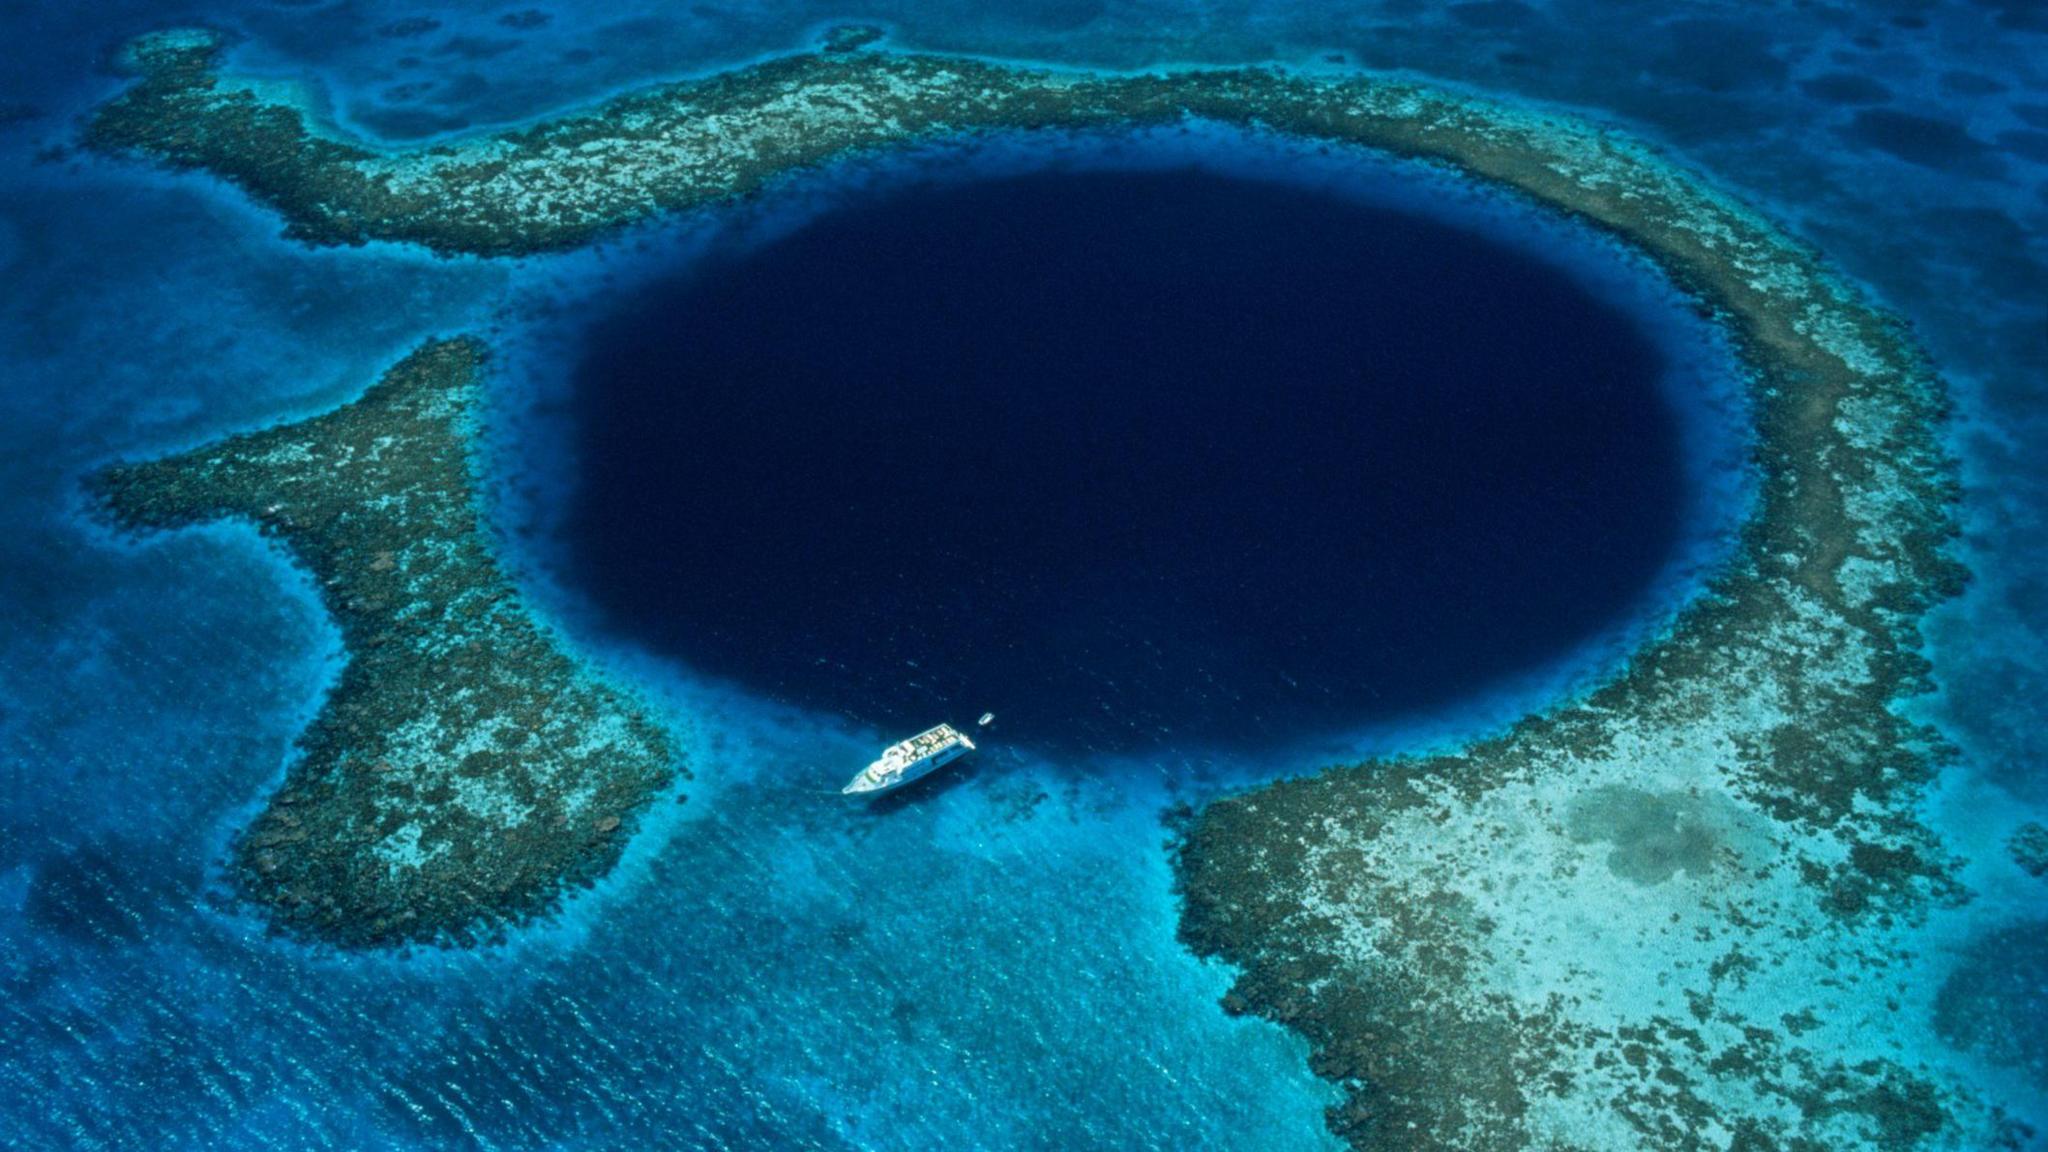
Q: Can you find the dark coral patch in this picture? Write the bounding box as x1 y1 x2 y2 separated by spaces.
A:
1566 786 1726 884
1843 109 2005 177
1647 19 1789 92
2010 822 2048 877
1799 72 1893 105
376 16 442 39
1935 919 2048 1090
92 341 679 948
1447 0 1540 29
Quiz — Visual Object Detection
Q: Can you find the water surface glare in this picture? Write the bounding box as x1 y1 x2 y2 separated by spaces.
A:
566 166 1692 754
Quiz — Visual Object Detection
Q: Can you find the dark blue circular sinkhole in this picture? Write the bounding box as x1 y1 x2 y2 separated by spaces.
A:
563 166 1691 755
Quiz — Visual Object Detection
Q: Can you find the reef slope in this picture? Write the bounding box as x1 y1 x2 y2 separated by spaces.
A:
81 27 2028 1147
94 340 677 948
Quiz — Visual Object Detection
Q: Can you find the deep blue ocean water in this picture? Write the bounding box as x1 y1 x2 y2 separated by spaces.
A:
563 165 1691 756
0 1 2042 1149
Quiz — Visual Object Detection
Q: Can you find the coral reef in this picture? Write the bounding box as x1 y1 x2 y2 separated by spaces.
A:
84 25 2024 1145
1166 101 2007 1148
1934 920 2048 1097
93 340 678 948
2011 821 2048 878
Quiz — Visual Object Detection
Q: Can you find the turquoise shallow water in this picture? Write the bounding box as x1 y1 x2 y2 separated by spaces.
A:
1 1 2043 1148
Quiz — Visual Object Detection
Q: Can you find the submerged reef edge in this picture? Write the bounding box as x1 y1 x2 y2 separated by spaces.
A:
92 340 679 949
86 26 2031 1149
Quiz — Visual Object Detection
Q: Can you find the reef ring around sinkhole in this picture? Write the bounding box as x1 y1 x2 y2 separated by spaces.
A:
82 26 2007 1151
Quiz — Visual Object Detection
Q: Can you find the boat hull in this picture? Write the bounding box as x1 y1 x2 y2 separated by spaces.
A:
842 740 971 796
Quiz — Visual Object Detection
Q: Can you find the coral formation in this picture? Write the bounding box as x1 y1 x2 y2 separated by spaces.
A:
84 25 2021 1145
2011 821 2048 878
93 340 678 948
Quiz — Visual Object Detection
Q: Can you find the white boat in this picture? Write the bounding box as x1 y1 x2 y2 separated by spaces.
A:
842 723 976 796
